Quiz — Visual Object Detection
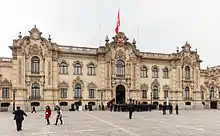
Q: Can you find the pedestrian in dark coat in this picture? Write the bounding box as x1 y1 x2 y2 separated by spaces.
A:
162 104 166 115
175 104 179 115
128 102 135 119
45 106 51 125
13 106 27 131
31 106 36 113
169 104 173 114
54 106 63 125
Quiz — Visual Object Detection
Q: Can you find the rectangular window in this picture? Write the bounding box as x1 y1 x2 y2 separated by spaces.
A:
2 87 9 98
61 88 67 98
141 70 147 78
88 67 95 75
89 89 95 98
142 90 147 98
201 91 204 100
164 90 168 99
74 67 82 75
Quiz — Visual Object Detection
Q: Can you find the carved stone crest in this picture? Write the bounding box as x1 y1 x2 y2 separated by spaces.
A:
115 49 126 59
115 32 127 47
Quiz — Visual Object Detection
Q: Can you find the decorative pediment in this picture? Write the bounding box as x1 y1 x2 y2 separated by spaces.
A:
140 65 148 70
58 60 69 66
151 65 159 71
162 66 169 72
183 56 191 65
140 83 148 90
87 61 97 67
87 81 97 88
73 76 84 87
115 49 126 59
73 60 83 66
151 79 160 89
0 79 12 87
26 44 43 57
29 25 42 40
162 84 169 90
58 81 69 88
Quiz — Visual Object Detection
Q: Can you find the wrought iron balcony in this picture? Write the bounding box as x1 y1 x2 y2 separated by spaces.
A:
29 96 41 100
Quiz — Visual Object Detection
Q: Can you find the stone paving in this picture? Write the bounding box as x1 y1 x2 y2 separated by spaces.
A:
1 110 220 136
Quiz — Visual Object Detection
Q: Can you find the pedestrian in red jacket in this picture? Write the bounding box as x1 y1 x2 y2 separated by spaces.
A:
45 106 51 125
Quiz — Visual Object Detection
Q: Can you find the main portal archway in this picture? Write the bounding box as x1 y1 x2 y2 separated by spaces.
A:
116 85 125 104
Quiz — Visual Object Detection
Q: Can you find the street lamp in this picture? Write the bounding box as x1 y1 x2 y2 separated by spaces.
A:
150 92 152 104
12 89 16 111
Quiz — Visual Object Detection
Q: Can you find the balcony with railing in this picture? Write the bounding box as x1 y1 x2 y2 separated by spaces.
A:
29 96 41 100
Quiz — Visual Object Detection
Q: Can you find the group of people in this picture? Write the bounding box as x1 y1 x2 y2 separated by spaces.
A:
13 105 63 131
162 103 179 115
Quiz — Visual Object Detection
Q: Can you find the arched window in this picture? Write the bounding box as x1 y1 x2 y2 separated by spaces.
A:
185 66 190 79
140 66 147 78
152 67 159 78
60 62 68 74
31 83 40 99
75 84 82 98
88 64 95 75
210 87 214 99
31 56 40 74
185 86 190 100
163 68 169 78
116 60 125 76
74 63 82 75
153 86 158 99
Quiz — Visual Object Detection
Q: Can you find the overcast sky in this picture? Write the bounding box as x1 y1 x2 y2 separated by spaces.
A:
0 0 220 68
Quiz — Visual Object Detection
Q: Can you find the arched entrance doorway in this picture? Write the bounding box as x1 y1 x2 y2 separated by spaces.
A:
116 85 125 104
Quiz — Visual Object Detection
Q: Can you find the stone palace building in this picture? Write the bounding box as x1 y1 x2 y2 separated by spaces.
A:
0 26 219 111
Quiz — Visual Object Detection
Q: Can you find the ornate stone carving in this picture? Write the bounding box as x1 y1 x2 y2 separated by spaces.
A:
73 76 84 87
183 56 191 65
151 65 159 71
115 49 126 59
162 84 169 90
73 60 83 66
58 59 69 66
87 61 97 67
29 26 42 40
162 66 169 72
140 83 148 90
58 81 69 88
151 79 160 89
87 81 97 88
26 44 43 57
0 79 12 86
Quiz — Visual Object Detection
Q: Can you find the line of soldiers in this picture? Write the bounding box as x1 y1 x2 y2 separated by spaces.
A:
162 103 179 115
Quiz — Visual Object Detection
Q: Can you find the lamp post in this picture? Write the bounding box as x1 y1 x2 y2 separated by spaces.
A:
12 89 16 111
150 92 152 104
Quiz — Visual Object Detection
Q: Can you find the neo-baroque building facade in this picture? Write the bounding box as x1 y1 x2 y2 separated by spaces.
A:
0 26 219 111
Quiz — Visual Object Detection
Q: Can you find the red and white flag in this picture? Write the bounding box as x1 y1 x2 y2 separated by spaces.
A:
115 9 120 34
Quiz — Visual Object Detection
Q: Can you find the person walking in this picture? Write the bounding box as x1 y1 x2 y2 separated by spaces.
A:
13 106 27 131
31 106 36 113
175 104 179 115
45 106 51 125
54 106 63 125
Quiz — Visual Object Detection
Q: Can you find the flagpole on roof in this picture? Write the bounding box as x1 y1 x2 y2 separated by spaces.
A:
99 24 101 46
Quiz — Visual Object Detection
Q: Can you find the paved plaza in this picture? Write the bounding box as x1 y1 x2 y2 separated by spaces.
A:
1 110 220 136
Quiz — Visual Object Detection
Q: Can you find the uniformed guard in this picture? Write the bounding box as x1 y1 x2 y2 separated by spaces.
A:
169 104 173 114
128 100 135 119
175 104 179 115
162 103 166 115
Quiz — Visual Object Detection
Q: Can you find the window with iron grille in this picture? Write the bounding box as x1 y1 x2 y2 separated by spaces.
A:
61 88 67 98
2 87 9 98
89 89 95 98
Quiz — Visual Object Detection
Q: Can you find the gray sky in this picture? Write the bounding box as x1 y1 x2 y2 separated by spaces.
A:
0 0 219 68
